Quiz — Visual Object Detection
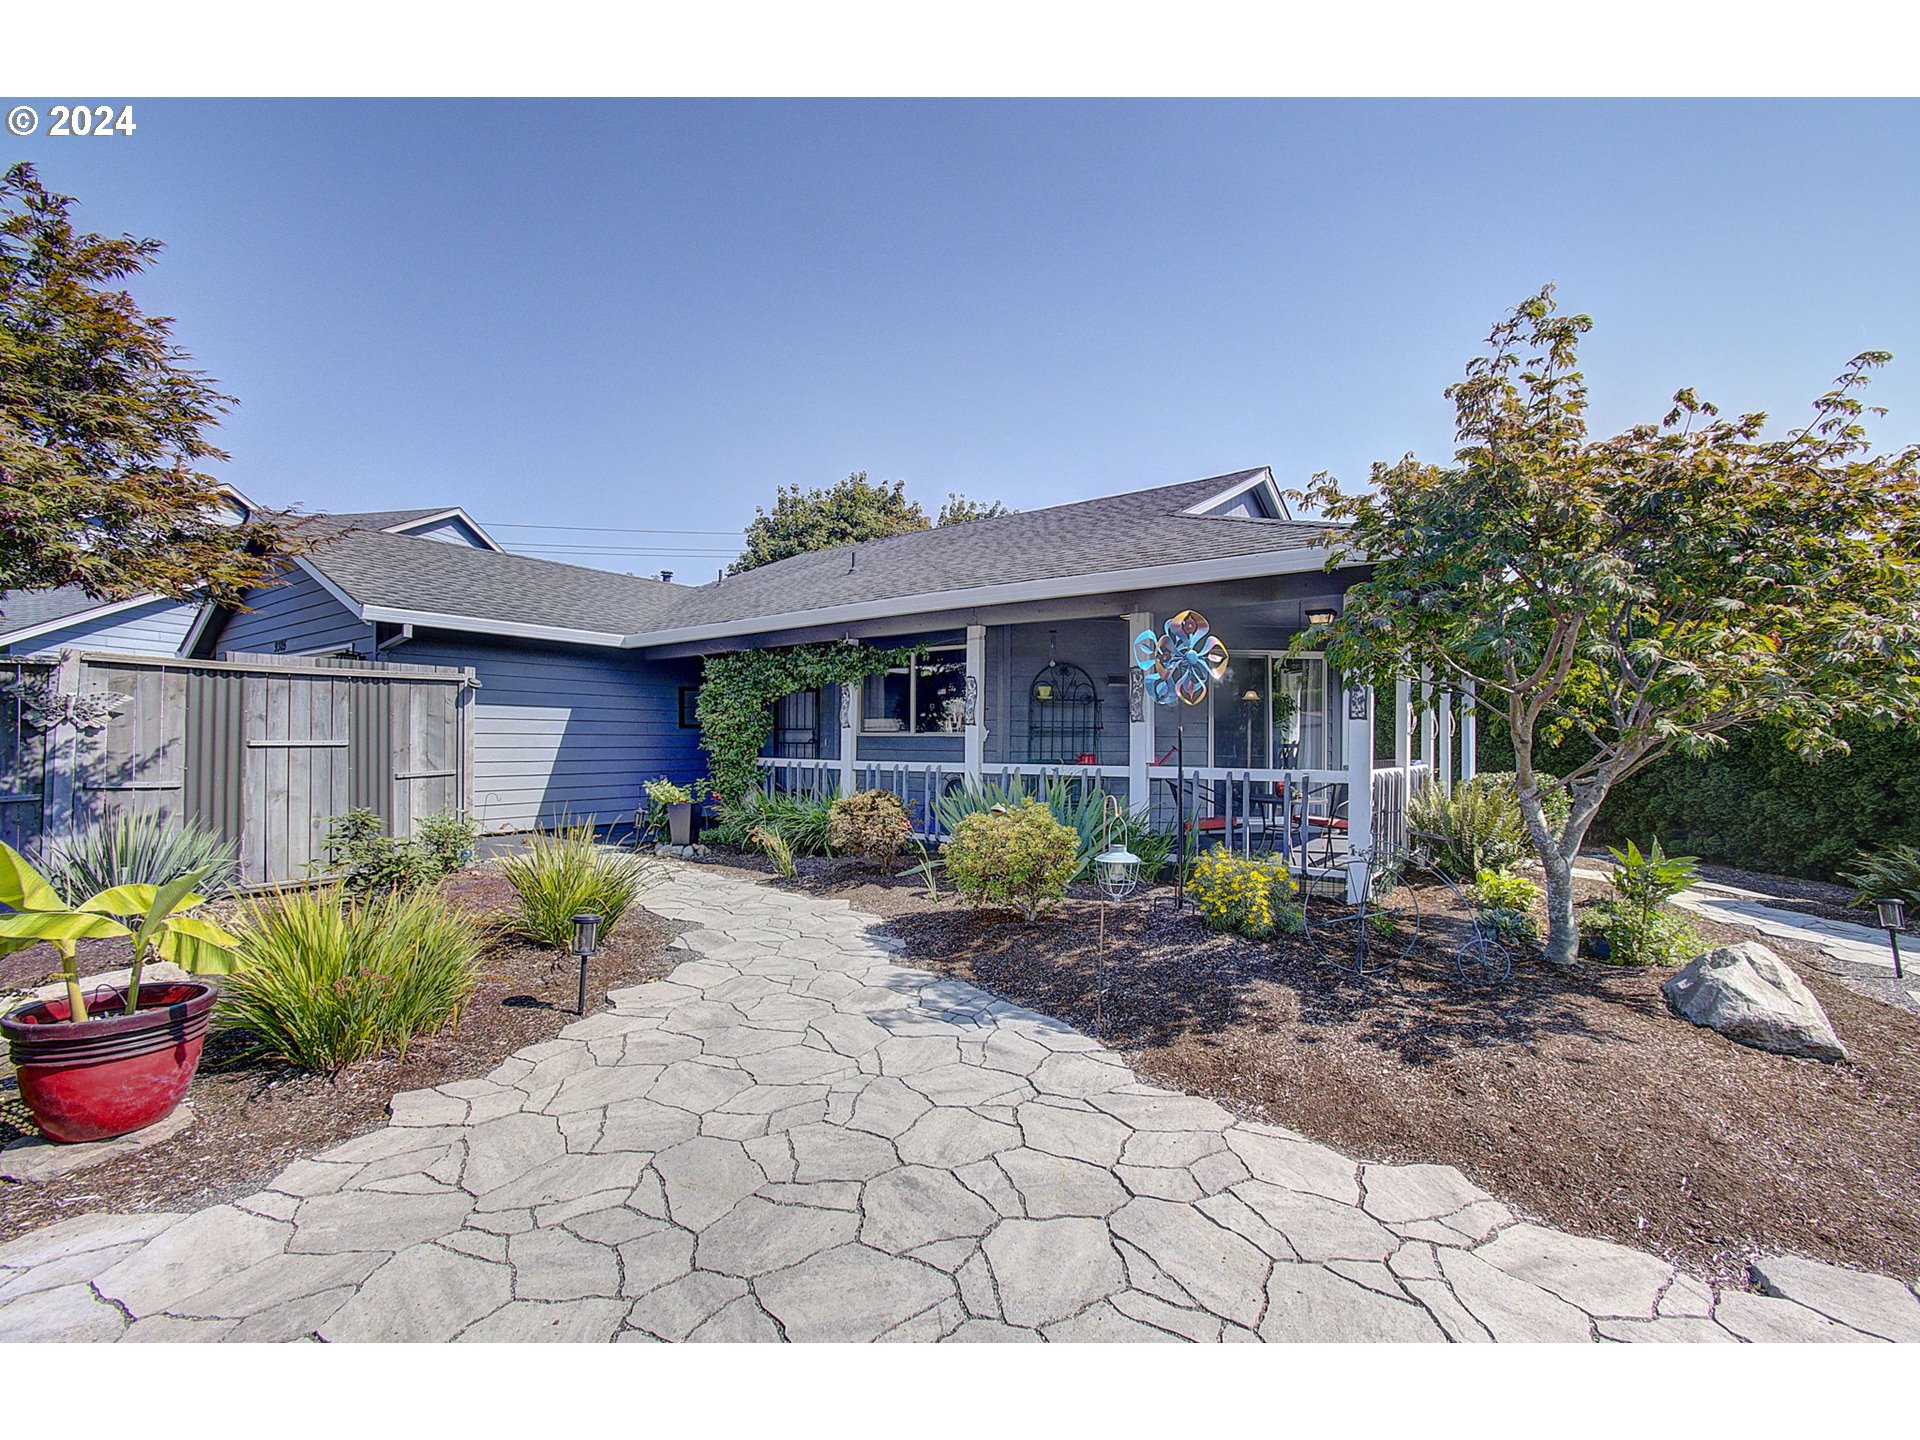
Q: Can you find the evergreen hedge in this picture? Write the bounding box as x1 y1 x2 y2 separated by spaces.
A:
1468 714 1920 881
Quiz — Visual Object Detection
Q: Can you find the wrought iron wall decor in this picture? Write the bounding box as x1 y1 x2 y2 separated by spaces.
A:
1026 658 1101 763
1133 610 1229 706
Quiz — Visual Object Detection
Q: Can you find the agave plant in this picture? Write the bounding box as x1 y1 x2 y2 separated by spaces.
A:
0 841 242 1021
38 810 240 907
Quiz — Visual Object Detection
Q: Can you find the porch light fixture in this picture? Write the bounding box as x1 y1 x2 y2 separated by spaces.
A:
1874 897 1907 979
571 912 604 1015
1304 606 1338 628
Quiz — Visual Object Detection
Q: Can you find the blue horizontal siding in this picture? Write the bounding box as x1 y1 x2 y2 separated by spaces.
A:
399 633 701 834
4 598 203 657
217 567 374 658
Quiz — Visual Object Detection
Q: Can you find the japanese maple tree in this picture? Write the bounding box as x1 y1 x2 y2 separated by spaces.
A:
1302 287 1920 965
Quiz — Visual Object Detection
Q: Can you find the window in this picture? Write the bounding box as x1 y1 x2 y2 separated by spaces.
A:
863 646 967 735
678 686 700 728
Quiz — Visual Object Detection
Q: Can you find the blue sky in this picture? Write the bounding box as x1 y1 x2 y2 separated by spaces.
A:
12 99 1918 576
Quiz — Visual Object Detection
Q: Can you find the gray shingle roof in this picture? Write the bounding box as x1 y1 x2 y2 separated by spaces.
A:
304 526 684 635
306 508 458 533
293 469 1333 644
0 586 118 638
652 469 1330 633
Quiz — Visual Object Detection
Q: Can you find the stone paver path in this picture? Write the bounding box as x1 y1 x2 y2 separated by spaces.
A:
3 862 1915 1342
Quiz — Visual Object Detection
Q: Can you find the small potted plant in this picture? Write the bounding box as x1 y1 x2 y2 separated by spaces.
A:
0 843 242 1143
645 777 698 846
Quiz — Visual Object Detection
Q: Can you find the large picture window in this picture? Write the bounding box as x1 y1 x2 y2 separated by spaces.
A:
862 646 966 735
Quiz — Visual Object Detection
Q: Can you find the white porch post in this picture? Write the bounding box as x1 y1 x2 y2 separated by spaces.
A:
1418 667 1436 777
1125 610 1154 812
837 676 860 799
963 623 986 788
1344 682 1375 902
1438 685 1456 792
1393 675 1412 769
1460 678 1478 782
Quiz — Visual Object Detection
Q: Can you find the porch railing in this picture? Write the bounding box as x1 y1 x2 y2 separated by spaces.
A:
753 755 1432 857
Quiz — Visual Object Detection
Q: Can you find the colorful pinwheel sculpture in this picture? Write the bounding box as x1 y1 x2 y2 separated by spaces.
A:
1134 610 1229 706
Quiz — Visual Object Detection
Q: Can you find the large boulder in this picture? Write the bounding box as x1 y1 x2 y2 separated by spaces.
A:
1662 941 1846 1062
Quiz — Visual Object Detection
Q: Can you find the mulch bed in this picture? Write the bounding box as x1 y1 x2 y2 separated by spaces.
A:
725 848 1920 1286
0 868 681 1245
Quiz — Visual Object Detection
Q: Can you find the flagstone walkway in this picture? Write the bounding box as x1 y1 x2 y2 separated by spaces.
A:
2 862 1914 1343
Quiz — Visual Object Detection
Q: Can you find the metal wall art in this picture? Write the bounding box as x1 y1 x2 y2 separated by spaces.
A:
1133 610 1228 706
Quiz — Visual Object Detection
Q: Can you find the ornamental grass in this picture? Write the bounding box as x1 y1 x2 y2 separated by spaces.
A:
218 887 485 1072
498 822 654 949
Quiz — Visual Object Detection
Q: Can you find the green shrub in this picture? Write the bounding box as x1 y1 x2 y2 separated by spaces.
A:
500 823 654 949
936 778 1157 883
828 790 914 870
219 888 484 1071
1187 848 1303 939
943 799 1079 922
1466 868 1542 947
1581 901 1699 967
1581 839 1702 966
1839 843 1920 914
322 808 473 899
415 810 479 876
1469 868 1542 913
711 791 837 857
40 810 239 905
1409 776 1529 878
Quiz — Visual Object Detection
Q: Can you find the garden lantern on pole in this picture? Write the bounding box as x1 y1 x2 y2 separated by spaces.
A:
571 912 603 1015
1873 898 1906 980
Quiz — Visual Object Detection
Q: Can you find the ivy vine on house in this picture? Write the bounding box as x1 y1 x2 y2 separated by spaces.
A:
696 640 926 802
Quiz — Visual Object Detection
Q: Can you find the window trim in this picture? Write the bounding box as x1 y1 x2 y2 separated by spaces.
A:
861 644 967 737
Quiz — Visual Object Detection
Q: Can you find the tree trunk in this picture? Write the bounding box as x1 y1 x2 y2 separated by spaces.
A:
1540 850 1580 967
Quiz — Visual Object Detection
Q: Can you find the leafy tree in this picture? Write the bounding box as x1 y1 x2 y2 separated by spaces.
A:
0 162 294 603
1302 287 1920 966
732 472 929 573
937 493 1012 526
731 473 1010 572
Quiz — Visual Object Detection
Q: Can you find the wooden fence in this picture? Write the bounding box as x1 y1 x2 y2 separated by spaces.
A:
0 650 474 888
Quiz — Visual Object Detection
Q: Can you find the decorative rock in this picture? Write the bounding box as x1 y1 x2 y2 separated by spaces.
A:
1662 941 1846 1061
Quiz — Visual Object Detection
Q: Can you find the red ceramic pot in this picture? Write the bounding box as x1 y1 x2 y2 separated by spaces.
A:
2 982 217 1143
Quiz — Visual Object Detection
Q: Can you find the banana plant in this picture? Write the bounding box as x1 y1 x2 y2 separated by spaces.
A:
0 841 242 1022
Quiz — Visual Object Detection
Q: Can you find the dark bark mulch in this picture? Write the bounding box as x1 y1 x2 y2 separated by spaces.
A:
0 869 680 1244
866 876 1920 1286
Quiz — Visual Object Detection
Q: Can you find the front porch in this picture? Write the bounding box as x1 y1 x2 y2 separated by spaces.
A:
752 588 1478 894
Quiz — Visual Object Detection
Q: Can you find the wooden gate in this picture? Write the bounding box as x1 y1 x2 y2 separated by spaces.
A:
239 668 353 888
8 651 472 889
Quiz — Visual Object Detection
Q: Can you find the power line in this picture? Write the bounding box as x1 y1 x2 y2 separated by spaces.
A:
484 520 739 536
509 545 737 557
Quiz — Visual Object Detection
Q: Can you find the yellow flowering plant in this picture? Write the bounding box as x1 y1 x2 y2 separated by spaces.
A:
1187 849 1303 940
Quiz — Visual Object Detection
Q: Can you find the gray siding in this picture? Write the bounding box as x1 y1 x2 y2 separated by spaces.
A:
397 632 702 834
3 597 204 657
218 567 375 658
990 617 1131 767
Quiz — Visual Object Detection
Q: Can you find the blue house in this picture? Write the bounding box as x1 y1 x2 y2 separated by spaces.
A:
9 469 1476 885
